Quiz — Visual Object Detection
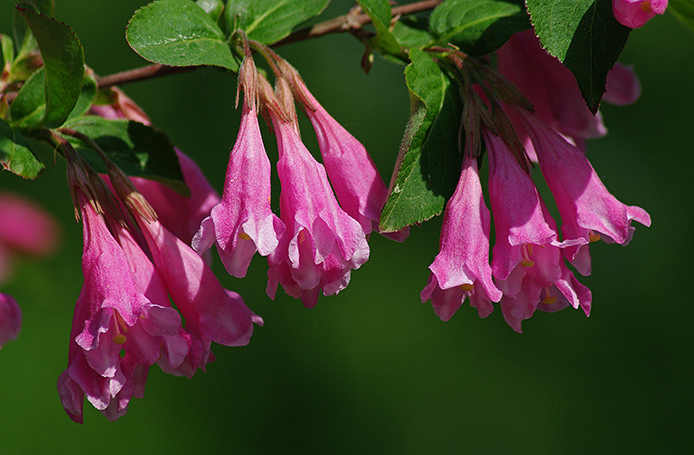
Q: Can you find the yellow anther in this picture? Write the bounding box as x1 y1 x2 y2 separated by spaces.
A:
298 229 306 243
641 1 653 12
461 283 474 292
520 244 534 267
239 232 251 240
542 288 557 305
588 231 601 243
520 260 535 268
113 334 127 345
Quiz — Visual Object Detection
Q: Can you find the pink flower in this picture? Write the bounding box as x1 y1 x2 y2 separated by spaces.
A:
421 154 502 321
57 191 182 423
289 73 408 241
263 82 369 308
517 109 651 275
0 293 21 348
194 58 284 277
613 0 668 28
497 30 640 148
0 192 60 283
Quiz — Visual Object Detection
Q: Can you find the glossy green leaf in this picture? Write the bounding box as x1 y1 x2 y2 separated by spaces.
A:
197 0 225 23
9 67 47 127
357 0 402 55
62 116 188 195
127 0 240 71
66 68 98 121
429 0 529 55
380 49 462 232
0 119 45 178
225 0 330 45
526 0 630 113
670 0 694 32
14 6 84 129
391 17 435 49
12 0 53 58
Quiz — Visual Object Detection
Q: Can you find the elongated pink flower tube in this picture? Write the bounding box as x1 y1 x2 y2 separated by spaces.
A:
421 154 502 321
0 293 21 348
57 191 182 423
193 59 284 277
289 75 408 241
263 86 369 308
613 0 668 28
518 109 651 275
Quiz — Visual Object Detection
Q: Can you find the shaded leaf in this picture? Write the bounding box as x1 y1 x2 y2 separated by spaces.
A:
380 49 462 232
429 0 529 55
127 0 240 71
9 67 46 127
391 17 435 49
357 0 403 55
66 68 98 121
225 0 330 45
526 0 630 113
14 6 84 129
0 119 44 178
62 116 188 195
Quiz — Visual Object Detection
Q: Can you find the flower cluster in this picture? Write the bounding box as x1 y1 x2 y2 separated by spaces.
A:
421 34 650 332
56 120 261 422
193 48 406 308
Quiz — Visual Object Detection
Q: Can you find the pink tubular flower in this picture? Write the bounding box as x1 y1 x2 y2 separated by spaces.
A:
613 0 668 28
194 57 284 277
288 71 408 241
497 30 640 148
421 154 502 321
0 192 60 283
518 109 651 275
0 293 21 348
262 79 369 308
57 191 182 423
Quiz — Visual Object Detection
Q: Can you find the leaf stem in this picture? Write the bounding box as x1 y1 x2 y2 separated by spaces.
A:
97 0 444 89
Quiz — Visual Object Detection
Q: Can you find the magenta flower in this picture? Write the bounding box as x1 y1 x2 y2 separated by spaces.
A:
497 30 640 148
263 84 369 308
421 154 502 321
0 293 21 348
130 196 260 349
0 192 60 283
517 109 651 275
57 191 182 423
194 58 284 277
289 73 407 241
613 0 668 28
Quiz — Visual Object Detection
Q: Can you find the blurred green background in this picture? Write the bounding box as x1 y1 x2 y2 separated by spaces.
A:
1 1 692 453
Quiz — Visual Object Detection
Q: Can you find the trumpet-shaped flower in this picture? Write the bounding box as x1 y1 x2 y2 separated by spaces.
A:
613 0 668 28
0 293 21 348
57 191 182 423
264 94 369 308
194 96 284 277
518 109 651 275
421 155 502 321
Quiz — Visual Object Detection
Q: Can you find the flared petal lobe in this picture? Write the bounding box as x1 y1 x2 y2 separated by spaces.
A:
613 0 668 28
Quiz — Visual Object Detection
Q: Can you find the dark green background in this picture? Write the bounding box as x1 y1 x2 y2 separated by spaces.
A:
1 1 691 453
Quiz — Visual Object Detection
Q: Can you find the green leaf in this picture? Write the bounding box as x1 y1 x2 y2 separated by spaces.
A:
526 0 630 113
197 0 225 23
62 116 188 195
225 0 330 45
127 0 240 71
391 17 435 49
14 6 84 129
429 0 530 55
10 67 47 127
13 0 54 58
1 34 14 65
669 0 694 32
357 0 403 56
0 119 45 179
66 68 98 121
380 49 462 232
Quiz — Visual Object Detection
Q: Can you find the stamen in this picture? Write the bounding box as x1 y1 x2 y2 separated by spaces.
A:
588 230 601 243
239 232 251 240
298 229 306 243
542 287 557 305
461 283 474 292
520 244 535 268
641 1 653 13
112 310 128 345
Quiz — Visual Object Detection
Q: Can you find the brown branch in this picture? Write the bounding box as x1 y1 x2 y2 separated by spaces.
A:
96 0 443 89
